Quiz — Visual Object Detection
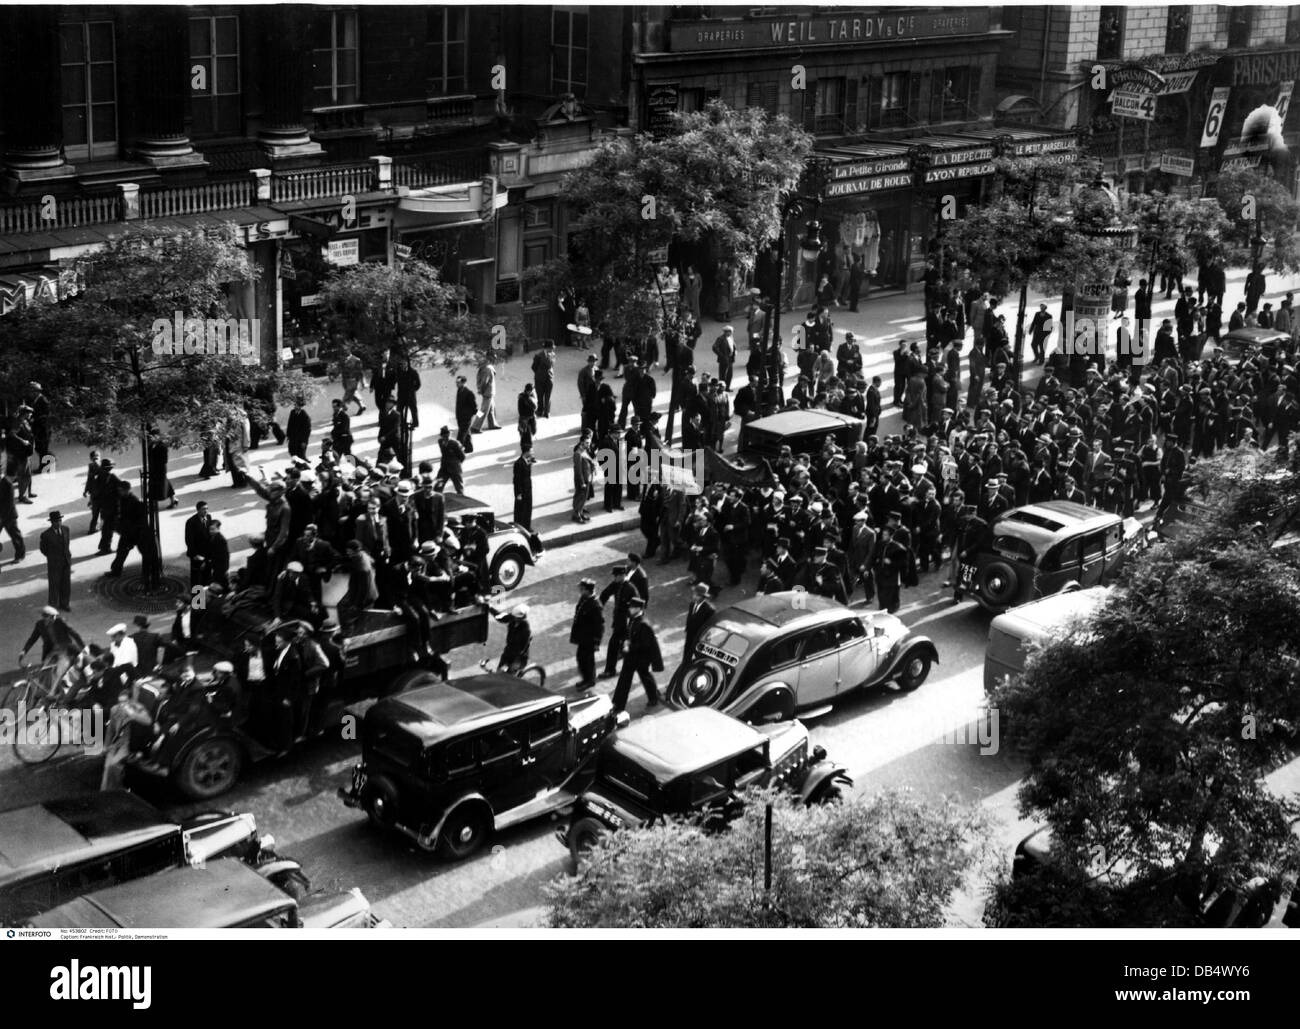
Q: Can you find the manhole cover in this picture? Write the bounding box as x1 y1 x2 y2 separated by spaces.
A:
90 564 192 614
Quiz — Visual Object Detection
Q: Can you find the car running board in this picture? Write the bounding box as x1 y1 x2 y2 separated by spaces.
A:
494 788 578 832
797 704 834 720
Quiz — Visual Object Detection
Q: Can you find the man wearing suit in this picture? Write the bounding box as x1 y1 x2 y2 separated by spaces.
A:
370 347 396 412
286 398 312 459
415 477 445 541
684 581 716 655
517 383 538 450
268 628 301 753
626 552 650 607
612 597 662 714
330 400 353 457
377 399 402 459
385 482 420 567
718 487 751 586
599 564 637 678
569 577 604 691
0 469 25 562
38 511 73 610
532 341 556 418
129 614 164 673
513 445 535 530
207 518 231 589
437 427 466 494
397 358 422 430
289 523 338 603
353 497 392 599
184 501 212 587
455 377 477 453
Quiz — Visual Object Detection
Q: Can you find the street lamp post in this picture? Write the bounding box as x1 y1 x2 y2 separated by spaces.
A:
1011 168 1041 394
762 157 831 412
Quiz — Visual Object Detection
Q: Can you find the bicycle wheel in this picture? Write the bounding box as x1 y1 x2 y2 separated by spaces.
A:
518 663 547 690
12 667 68 765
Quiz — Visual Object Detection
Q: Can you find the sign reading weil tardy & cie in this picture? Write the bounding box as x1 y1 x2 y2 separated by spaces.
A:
669 10 990 51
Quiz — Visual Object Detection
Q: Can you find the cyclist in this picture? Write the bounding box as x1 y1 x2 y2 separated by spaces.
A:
18 606 85 683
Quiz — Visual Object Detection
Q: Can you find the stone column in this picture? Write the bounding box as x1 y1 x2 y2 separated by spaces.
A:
256 6 322 160
0 7 76 185
127 6 205 168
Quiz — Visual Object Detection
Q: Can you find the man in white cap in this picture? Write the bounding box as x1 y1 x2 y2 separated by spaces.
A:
20 606 84 681
493 602 532 676
272 560 318 624
103 623 139 700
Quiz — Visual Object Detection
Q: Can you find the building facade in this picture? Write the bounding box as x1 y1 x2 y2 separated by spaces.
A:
999 5 1300 196
0 4 636 350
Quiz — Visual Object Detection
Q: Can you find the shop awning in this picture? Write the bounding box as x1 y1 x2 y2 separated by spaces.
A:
818 140 913 198
395 177 508 224
902 134 998 184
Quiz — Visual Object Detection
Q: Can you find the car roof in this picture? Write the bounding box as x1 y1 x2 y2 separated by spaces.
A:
1221 328 1289 345
989 586 1111 638
0 792 175 888
369 674 561 746
609 709 767 784
28 859 293 929
443 493 492 515
724 591 851 630
744 410 862 436
993 501 1117 549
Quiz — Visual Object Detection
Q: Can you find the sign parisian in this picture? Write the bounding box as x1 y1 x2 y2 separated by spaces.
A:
669 9 989 51
1231 50 1300 86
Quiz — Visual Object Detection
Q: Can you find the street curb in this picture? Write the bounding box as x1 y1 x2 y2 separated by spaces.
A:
539 513 641 549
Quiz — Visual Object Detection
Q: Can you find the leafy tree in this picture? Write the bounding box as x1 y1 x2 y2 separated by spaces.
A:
942 154 1133 364
987 449 1300 926
545 789 989 928
1129 191 1235 285
1214 167 1300 274
0 224 315 584
539 100 812 344
312 258 490 371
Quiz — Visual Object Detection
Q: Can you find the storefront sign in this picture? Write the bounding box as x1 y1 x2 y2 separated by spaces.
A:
1156 70 1199 95
1113 89 1156 121
1201 87 1231 146
326 239 360 266
831 155 911 179
393 243 412 261
1221 155 1262 172
931 145 994 167
1231 51 1300 87
647 83 680 134
299 294 321 307
1010 136 1076 157
668 10 989 51
922 162 995 183
825 172 913 197
1160 153 1195 177
1107 66 1167 93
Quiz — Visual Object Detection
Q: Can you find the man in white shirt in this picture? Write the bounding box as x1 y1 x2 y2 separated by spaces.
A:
103 623 139 702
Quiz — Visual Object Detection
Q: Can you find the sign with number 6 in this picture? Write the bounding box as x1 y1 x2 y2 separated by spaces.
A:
1201 87 1230 147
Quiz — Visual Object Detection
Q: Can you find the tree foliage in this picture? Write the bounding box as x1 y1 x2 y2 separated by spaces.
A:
942 155 1132 299
1129 191 1235 280
544 789 989 928
987 450 1300 926
542 100 812 342
0 224 315 449
312 259 491 371
1214 167 1300 273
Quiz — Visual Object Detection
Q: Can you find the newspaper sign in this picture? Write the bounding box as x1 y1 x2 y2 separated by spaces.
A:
1201 87 1231 147
1160 153 1195 177
1157 70 1199 95
1112 89 1156 121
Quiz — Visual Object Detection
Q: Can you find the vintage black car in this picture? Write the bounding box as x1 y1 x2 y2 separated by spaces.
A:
557 708 850 863
667 592 938 722
127 589 490 800
1217 327 1291 363
957 501 1143 614
0 791 291 926
28 858 386 930
339 673 626 858
443 493 545 590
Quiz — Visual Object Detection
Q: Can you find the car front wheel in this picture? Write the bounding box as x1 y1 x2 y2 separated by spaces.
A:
438 805 491 861
491 550 526 591
175 737 243 799
896 650 932 692
567 817 607 871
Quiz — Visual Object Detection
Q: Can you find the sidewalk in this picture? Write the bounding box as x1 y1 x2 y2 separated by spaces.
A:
2 264 1298 660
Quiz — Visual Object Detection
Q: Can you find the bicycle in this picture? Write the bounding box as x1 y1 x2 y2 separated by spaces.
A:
478 657 547 690
9 656 77 764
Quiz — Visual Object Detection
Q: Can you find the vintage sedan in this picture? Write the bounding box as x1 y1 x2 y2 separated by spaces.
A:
443 492 544 591
557 707 851 863
667 592 938 722
27 858 386 930
957 500 1143 614
0 791 287 927
339 673 626 859
1217 327 1291 363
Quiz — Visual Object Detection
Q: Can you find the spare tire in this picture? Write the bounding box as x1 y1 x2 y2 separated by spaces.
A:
677 660 729 708
978 561 1022 608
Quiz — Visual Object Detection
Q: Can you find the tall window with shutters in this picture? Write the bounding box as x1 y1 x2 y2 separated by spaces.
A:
189 13 241 138
428 7 467 95
312 9 359 106
552 6 588 98
61 19 118 161
745 80 779 117
813 76 845 134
